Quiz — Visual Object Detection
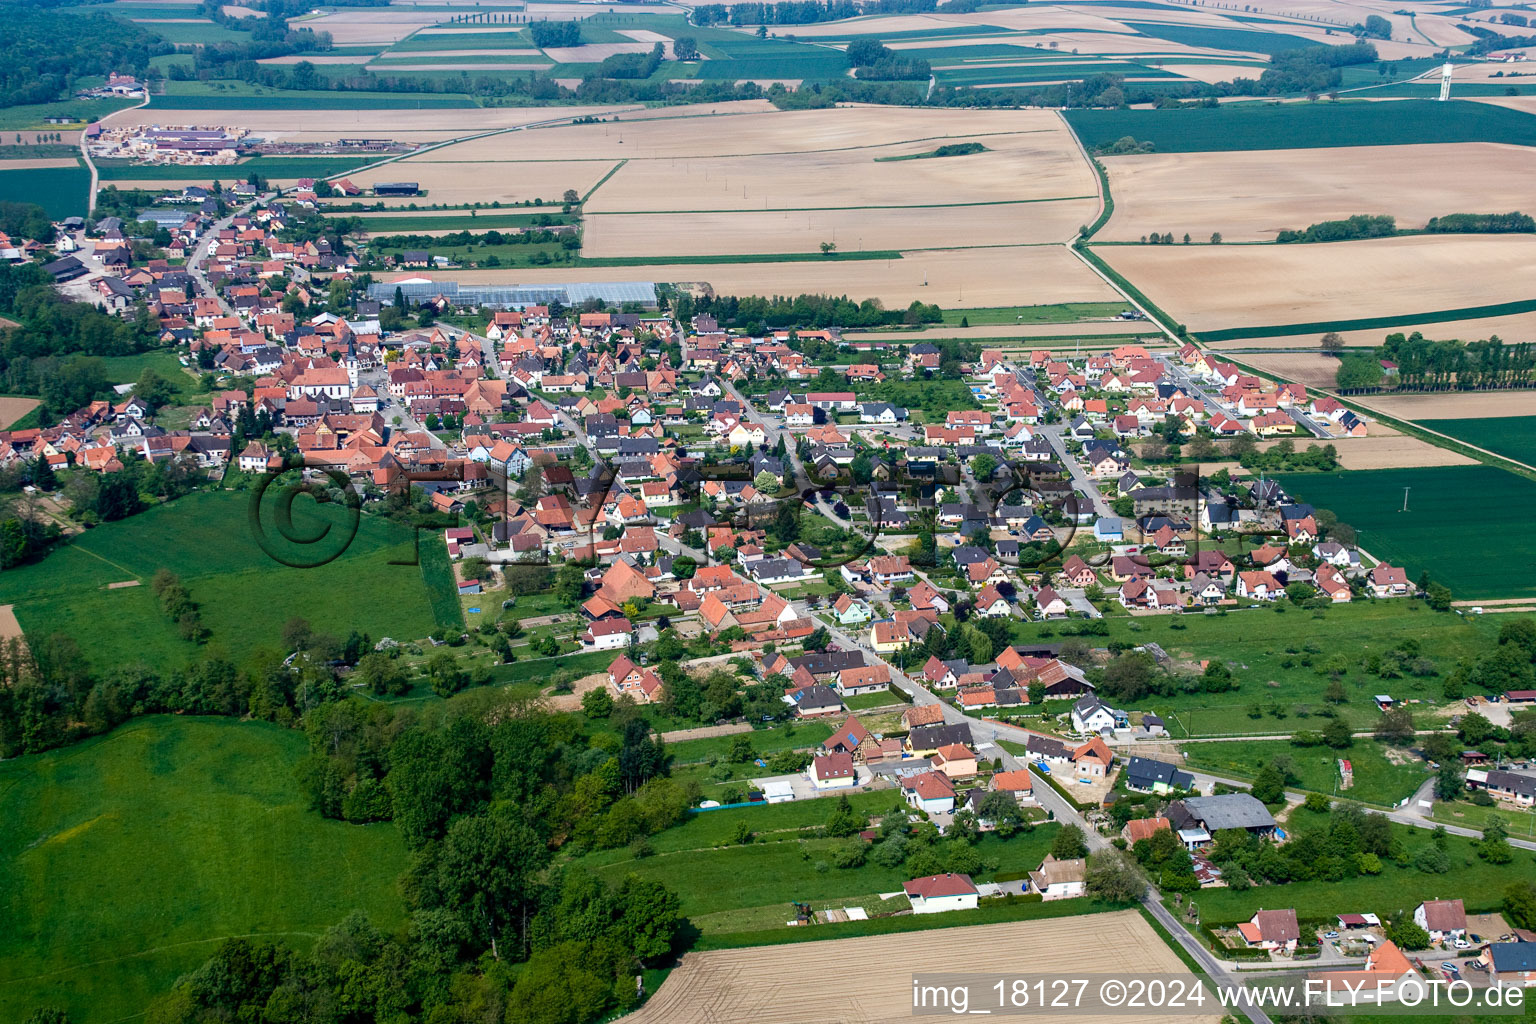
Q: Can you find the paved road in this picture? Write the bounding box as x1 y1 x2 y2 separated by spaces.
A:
1038 422 1115 521
188 193 272 317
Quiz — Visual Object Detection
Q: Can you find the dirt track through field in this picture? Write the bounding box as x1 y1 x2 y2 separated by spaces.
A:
624 910 1210 1024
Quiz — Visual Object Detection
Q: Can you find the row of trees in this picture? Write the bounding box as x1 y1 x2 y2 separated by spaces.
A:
672 291 942 330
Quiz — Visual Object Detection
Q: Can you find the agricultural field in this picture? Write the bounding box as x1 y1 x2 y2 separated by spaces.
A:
631 910 1214 1024
0 716 407 1024
0 163 91 219
1098 142 1536 243
1065 100 1536 154
96 155 379 182
1417 416 1536 467
1273 465 1536 599
1180 738 1429 807
1007 601 1507 737
1097 234 1536 335
0 489 447 671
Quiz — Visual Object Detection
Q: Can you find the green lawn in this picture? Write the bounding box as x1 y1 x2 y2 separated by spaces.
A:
1180 738 1429 807
0 716 407 1024
1274 466 1536 600
1064 99 1536 154
0 490 445 671
667 721 835 765
1430 797 1536 837
1419 416 1536 468
1007 601 1503 737
98 349 206 401
1193 805 1528 924
937 302 1129 326
97 156 378 182
572 789 1061 920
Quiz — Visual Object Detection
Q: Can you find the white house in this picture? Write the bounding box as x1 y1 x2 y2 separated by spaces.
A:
581 617 633 651
1413 899 1467 943
1028 855 1085 901
902 770 956 814
1071 695 1125 735
904 873 978 915
808 752 858 790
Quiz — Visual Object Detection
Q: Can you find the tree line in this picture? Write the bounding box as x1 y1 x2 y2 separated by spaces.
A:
673 291 941 330
1374 331 1536 390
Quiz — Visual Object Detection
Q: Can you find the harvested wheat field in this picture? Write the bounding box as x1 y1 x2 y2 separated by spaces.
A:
1100 143 1536 242
1273 434 1474 470
1236 352 1350 389
431 105 1082 167
0 397 39 429
1135 63 1267 83
1352 392 1536 421
584 200 1095 257
1100 235 1536 332
414 244 1118 307
584 129 1092 213
626 911 1211 1024
0 158 80 171
353 159 615 205
291 9 452 44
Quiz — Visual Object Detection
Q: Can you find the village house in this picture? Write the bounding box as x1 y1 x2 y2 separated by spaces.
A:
904 873 978 914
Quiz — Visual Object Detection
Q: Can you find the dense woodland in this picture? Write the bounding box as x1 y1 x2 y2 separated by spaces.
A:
0 7 166 107
0 263 163 420
674 291 942 331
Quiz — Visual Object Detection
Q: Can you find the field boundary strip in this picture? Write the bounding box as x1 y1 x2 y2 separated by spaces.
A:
581 159 626 203
1196 298 1536 342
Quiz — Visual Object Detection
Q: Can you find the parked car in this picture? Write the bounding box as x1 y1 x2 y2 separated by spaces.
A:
1454 938 1470 950
1324 931 1340 940
1440 962 1460 978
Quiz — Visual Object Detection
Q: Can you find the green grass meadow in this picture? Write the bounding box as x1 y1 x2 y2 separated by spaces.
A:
1192 805 1527 925
1005 600 1508 736
1064 99 1536 154
572 789 1062 924
0 716 407 1024
1274 466 1536 599
0 490 447 671
1419 416 1536 468
1180 738 1429 807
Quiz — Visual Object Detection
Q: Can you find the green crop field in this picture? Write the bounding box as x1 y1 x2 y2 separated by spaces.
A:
0 97 138 131
0 489 447 671
0 716 407 1024
1180 738 1429 807
96 156 378 181
936 61 1178 86
1191 805 1518 924
938 301 1130 326
1122 20 1318 54
0 163 90 219
1064 99 1536 154
386 29 535 50
1419 416 1536 468
1004 601 1509 737
1274 466 1536 599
